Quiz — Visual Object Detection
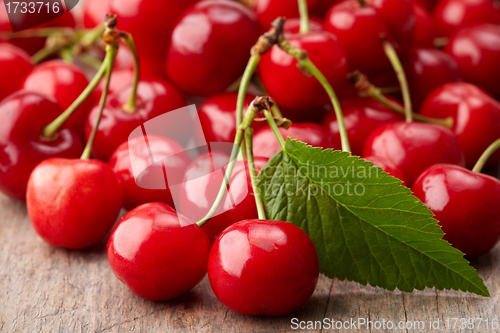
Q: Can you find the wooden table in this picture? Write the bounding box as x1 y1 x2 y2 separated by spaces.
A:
1 192 500 333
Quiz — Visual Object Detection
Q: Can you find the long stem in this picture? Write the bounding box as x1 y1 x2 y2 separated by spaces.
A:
32 40 73 64
297 0 310 34
237 55 260 126
264 110 286 149
120 33 140 113
382 37 412 123
245 128 267 220
81 45 117 160
472 139 500 173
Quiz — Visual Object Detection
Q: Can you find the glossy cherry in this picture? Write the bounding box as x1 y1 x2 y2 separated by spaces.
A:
85 79 187 162
412 3 436 48
253 123 327 158
0 91 83 201
178 150 269 243
362 121 465 187
166 0 262 97
412 164 500 258
109 135 192 211
249 0 320 28
107 202 211 301
22 60 96 141
419 83 500 169
83 0 111 28
0 44 33 102
433 0 500 37
323 97 404 156
445 24 500 98
259 30 347 116
26 158 122 249
208 219 319 316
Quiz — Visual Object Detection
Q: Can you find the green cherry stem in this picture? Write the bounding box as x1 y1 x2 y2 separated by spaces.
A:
278 35 351 153
264 109 286 149
244 128 267 220
120 33 140 113
472 139 500 173
81 45 117 160
196 97 272 228
382 36 412 122
297 0 310 34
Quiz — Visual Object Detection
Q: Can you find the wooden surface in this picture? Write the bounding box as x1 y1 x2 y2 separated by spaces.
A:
1 192 500 333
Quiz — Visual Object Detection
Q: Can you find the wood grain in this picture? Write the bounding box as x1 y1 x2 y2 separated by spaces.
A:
1 192 499 333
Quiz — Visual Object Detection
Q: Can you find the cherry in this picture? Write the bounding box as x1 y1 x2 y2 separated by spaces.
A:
445 24 500 98
83 0 111 28
419 82 500 169
198 92 265 144
0 91 83 201
110 0 198 80
362 121 465 187
433 0 500 37
178 150 269 243
22 60 96 141
253 123 327 158
249 0 320 28
412 164 500 258
109 135 192 211
208 219 319 316
283 17 324 35
26 158 122 249
166 0 262 97
107 202 211 301
323 97 404 156
403 48 461 111
412 3 436 48
362 155 406 185
85 79 187 162
0 43 33 102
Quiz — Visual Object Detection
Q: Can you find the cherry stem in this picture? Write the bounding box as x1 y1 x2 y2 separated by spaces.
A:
254 76 283 118
382 36 412 123
196 97 272 228
278 35 351 153
264 109 286 149
297 0 310 34
472 139 500 173
120 33 140 113
81 45 117 160
244 128 267 220
32 39 72 64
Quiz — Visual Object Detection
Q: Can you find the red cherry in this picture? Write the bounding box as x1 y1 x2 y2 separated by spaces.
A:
0 44 33 102
85 79 187 162
419 83 500 169
249 0 320 28
208 219 319 316
22 60 96 141
109 135 192 211
166 0 262 97
26 158 122 249
83 0 111 28
0 91 83 201
362 155 406 185
433 0 500 37
253 123 327 158
412 3 436 48
362 121 465 187
445 24 500 98
107 202 211 301
110 0 198 80
198 93 265 143
412 164 500 257
323 97 404 156
178 150 269 243
403 48 461 111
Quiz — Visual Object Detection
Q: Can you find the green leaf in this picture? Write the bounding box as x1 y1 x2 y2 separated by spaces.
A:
257 139 489 297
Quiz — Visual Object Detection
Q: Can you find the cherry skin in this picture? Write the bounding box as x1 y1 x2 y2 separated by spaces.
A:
403 48 461 111
107 202 211 301
0 44 34 102
283 17 324 35
0 91 83 201
178 150 269 243
362 155 406 185
419 82 500 169
259 30 347 116
85 79 187 162
362 121 465 187
198 92 265 144
208 219 319 316
253 123 327 159
22 60 96 141
83 0 111 28
412 164 500 258
323 97 404 156
26 158 122 249
445 24 500 98
412 3 436 48
433 0 500 37
166 0 262 97
109 135 192 211
249 0 320 28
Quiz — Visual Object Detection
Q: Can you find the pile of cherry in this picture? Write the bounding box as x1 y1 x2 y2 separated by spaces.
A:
1 0 500 317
